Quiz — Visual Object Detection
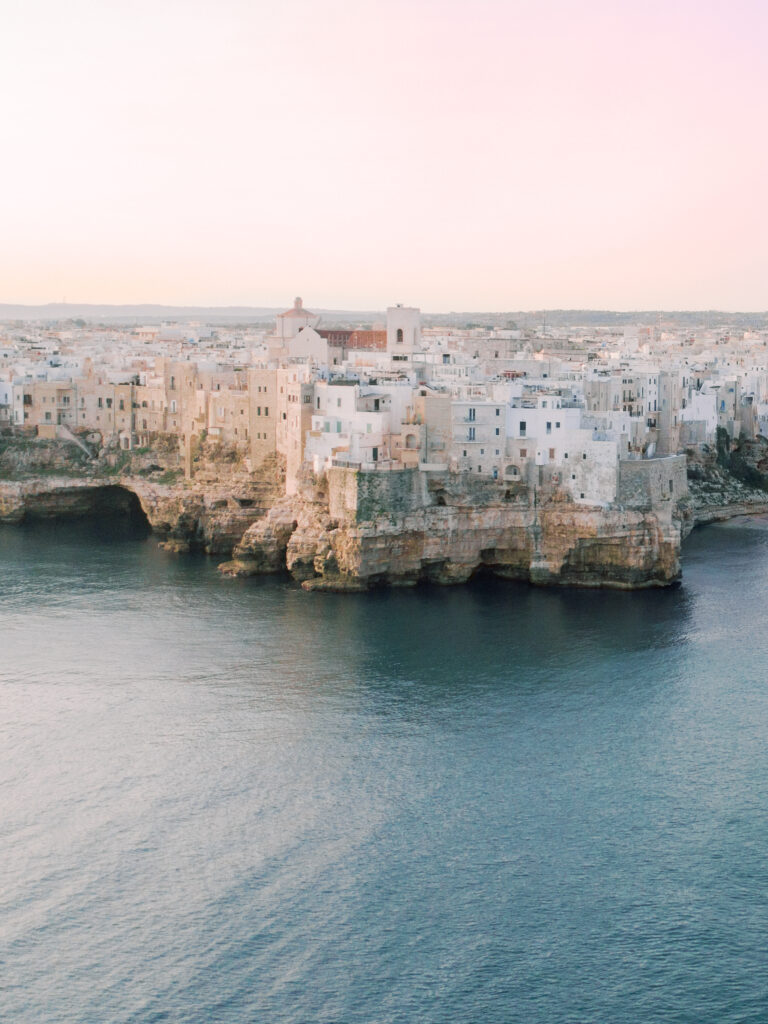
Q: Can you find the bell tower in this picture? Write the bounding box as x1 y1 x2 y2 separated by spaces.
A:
386 304 421 358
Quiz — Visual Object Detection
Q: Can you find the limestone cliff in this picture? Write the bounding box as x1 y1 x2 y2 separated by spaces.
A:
684 436 768 535
226 467 684 591
7 432 768 592
0 435 285 555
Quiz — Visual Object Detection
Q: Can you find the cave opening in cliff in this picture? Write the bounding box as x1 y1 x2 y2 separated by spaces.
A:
22 485 152 538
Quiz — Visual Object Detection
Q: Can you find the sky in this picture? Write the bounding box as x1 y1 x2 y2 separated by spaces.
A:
2 0 767 311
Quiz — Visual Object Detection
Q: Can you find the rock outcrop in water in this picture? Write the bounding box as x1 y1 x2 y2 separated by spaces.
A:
224 464 687 590
6 432 768 591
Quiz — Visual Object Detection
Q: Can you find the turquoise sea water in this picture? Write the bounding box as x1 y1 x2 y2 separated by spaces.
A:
2 517 768 1023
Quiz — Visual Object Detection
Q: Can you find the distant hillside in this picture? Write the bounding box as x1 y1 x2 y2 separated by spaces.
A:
1 303 766 330
0 303 383 326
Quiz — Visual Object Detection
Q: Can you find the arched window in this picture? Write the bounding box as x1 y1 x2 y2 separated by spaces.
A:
396 328 403 344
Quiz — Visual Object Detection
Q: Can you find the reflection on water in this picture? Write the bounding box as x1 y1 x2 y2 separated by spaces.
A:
2 518 768 1023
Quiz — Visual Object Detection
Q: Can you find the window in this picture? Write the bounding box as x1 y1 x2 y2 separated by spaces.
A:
106 398 112 409
264 408 268 416
119 399 124 410
564 452 568 459
496 408 500 416
45 411 51 421
519 421 526 436
546 421 551 434
669 479 674 494
396 328 403 344
582 453 587 460
480 448 484 455
555 421 560 429
468 427 476 441
520 448 527 458
98 397 103 408
170 376 175 390
549 448 555 459
468 407 476 421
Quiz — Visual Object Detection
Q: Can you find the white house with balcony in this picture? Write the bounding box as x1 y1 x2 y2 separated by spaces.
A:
306 380 395 473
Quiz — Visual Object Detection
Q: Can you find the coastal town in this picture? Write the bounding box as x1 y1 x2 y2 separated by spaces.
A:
1 299 767 589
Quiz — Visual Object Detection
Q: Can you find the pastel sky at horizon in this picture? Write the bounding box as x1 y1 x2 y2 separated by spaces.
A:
2 0 766 311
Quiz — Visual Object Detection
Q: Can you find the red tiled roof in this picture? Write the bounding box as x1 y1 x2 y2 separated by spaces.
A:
347 330 387 350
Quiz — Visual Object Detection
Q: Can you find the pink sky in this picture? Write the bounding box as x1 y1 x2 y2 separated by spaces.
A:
2 0 766 310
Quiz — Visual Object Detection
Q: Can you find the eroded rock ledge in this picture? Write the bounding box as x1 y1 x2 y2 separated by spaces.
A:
683 440 768 535
5 435 768 593
0 438 285 556
222 467 686 591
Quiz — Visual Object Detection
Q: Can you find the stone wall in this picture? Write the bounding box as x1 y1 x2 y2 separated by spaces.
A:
618 455 688 508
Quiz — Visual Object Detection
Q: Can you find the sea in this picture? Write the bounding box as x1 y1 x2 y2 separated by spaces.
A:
2 514 768 1024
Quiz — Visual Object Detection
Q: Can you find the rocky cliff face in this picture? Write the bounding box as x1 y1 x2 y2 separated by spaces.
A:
684 438 768 535
0 436 285 555
7 433 767 593
225 468 684 591
0 472 284 554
